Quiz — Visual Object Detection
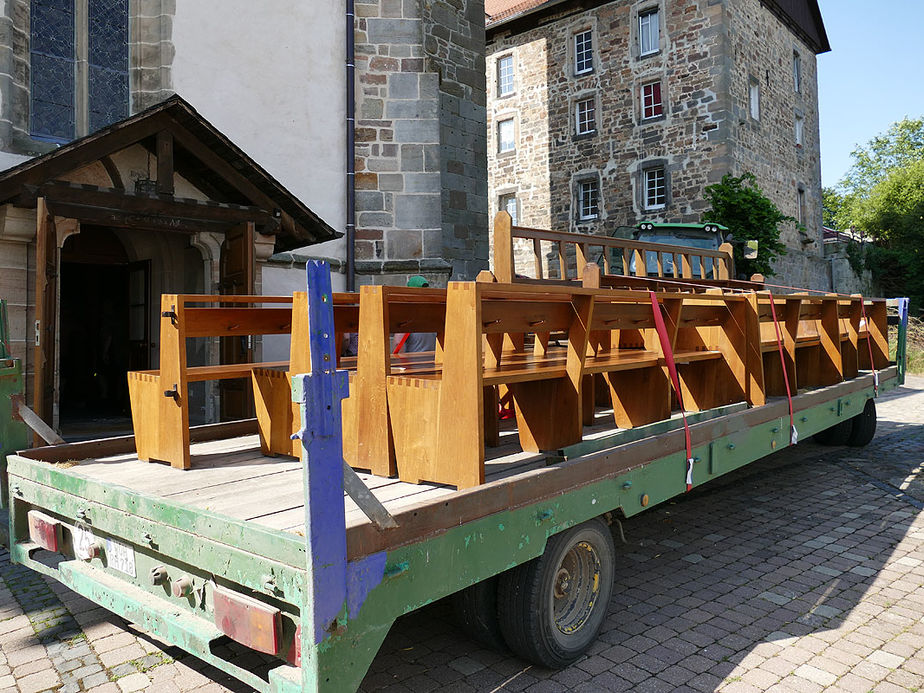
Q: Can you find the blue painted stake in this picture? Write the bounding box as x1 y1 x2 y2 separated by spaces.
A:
294 261 386 690
897 297 909 385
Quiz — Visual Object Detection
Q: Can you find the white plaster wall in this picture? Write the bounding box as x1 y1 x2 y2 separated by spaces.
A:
260 264 347 362
171 1 346 265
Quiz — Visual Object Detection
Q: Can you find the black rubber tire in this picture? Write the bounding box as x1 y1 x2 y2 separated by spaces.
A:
813 418 853 445
847 398 877 447
451 575 507 652
497 518 615 668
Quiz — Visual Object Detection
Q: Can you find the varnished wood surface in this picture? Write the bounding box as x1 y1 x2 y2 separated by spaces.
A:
35 368 896 562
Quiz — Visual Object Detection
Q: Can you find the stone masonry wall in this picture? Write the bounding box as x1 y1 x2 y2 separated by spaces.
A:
487 0 828 288
0 0 174 157
423 0 488 280
487 0 730 276
725 0 826 289
354 0 487 286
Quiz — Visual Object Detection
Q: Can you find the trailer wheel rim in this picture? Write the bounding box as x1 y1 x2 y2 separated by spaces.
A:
551 540 601 638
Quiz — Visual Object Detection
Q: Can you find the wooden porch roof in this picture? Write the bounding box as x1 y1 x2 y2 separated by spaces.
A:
0 95 339 251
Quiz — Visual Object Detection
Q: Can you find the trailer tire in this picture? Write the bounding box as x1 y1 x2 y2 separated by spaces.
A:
846 399 877 447
451 575 507 651
813 418 853 445
497 518 615 668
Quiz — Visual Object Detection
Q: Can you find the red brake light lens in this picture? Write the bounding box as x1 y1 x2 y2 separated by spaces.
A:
27 510 61 552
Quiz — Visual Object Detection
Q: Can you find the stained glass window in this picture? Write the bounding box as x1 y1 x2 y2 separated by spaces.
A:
88 0 129 132
30 0 128 141
30 0 76 141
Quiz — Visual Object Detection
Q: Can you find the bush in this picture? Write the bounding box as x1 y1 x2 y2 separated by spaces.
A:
703 172 793 278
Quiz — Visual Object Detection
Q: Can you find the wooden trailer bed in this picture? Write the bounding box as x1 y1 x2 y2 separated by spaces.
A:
3 256 906 693
26 407 654 532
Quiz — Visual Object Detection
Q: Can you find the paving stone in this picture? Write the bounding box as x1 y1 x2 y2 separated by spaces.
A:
2 378 923 692
867 650 905 669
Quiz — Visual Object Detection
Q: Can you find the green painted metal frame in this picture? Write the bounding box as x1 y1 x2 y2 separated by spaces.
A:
5 369 897 692
3 275 909 692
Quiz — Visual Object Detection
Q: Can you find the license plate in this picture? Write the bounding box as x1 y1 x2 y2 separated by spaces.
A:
106 538 136 578
72 524 96 561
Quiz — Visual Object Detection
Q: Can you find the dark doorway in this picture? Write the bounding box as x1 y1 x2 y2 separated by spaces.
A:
59 227 145 438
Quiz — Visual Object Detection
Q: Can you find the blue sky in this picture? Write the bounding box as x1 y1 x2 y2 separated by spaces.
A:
817 0 924 188
818 0 924 186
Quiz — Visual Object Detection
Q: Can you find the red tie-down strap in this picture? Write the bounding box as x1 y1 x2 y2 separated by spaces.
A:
392 332 410 354
859 297 879 396
649 292 695 492
767 296 798 446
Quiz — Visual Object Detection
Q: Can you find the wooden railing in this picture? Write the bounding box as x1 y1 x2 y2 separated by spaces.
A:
493 211 737 285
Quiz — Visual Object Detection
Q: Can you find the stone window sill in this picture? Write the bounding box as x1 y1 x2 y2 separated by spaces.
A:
573 131 597 141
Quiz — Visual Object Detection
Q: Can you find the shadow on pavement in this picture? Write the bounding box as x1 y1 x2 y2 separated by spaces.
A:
361 378 924 691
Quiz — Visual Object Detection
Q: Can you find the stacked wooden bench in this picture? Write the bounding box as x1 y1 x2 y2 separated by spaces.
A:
127 294 295 469
127 222 891 493
250 291 360 460
492 211 763 291
378 281 771 489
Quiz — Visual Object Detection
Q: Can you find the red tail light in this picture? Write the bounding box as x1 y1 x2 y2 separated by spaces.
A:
27 510 61 552
286 625 301 666
213 585 282 656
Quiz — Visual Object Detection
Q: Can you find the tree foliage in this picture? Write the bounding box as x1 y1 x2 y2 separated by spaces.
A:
834 117 924 310
702 172 791 278
851 159 924 307
822 186 844 229
841 117 924 197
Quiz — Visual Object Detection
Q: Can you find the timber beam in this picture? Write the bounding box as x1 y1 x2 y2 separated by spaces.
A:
21 183 281 235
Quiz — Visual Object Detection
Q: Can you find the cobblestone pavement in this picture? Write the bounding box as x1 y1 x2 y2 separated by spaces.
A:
1 376 923 692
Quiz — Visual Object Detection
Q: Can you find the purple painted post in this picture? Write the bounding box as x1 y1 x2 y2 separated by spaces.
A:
295 261 350 648
294 262 387 690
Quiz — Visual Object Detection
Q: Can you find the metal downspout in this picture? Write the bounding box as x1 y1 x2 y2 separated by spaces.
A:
346 0 356 291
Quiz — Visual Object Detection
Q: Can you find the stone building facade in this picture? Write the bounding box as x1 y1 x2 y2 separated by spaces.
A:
486 0 831 289
353 0 488 285
0 0 487 431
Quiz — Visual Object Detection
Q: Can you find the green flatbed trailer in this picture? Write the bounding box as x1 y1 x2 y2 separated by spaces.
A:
2 268 912 692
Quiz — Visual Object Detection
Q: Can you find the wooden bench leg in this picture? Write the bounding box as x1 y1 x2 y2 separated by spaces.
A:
252 369 294 457
484 386 500 448
127 372 161 462
680 359 740 412
356 287 397 477
509 378 583 452
582 375 596 427
606 367 670 428
388 377 445 485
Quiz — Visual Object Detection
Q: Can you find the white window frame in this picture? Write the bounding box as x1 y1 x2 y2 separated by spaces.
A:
497 54 514 97
639 9 660 56
574 30 594 75
644 167 666 210
793 51 802 94
497 117 515 154
795 114 804 147
748 77 760 121
577 179 600 220
499 193 519 226
575 97 596 135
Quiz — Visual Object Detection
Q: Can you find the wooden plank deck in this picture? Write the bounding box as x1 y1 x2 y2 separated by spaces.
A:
58 422 575 535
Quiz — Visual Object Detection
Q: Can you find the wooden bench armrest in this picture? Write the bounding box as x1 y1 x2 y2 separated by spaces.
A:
130 361 290 383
